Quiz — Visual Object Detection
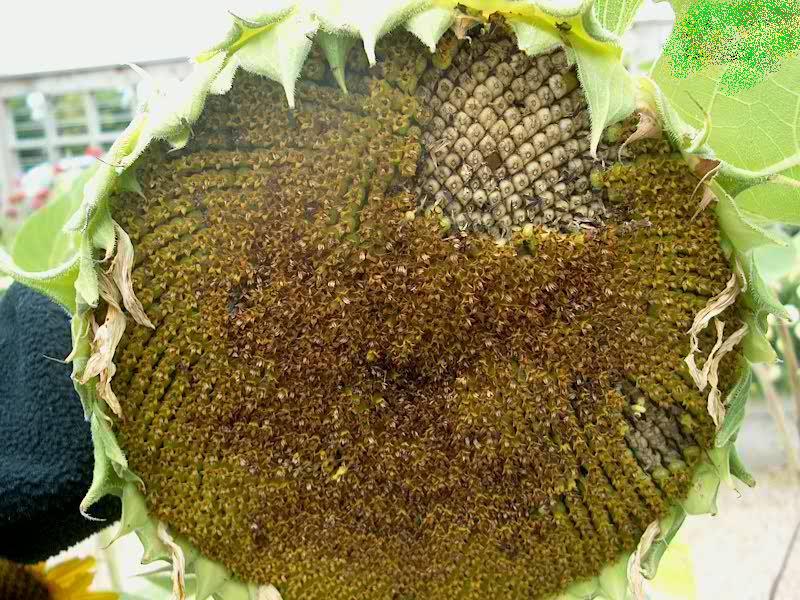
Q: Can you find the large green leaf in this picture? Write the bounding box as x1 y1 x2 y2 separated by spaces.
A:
735 165 800 225
653 36 800 176
713 181 785 253
752 229 798 287
11 168 94 272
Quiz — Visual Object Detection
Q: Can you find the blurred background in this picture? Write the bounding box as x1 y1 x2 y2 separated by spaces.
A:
1 1 798 598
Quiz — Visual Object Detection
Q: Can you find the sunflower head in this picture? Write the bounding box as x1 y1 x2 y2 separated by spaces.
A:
101 16 739 600
1 1 797 600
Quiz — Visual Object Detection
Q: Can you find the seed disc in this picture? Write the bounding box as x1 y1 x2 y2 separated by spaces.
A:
111 28 738 599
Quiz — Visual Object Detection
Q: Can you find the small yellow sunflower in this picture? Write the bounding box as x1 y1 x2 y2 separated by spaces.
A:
0 556 117 600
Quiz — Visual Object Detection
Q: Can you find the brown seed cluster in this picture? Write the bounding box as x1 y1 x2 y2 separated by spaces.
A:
417 32 607 238
108 29 738 600
0 559 50 600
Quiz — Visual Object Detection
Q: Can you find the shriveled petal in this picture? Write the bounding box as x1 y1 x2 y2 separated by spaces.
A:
157 523 186 600
257 585 284 600
627 520 660 600
619 108 661 158
78 272 126 417
706 322 749 428
111 222 154 329
684 270 742 390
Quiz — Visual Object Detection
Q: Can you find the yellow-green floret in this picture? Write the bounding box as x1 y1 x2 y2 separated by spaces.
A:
109 28 738 599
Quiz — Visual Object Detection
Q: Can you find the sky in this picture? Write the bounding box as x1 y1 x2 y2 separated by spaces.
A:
0 1 675 77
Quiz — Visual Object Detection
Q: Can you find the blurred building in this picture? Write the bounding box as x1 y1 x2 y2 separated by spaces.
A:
0 59 190 197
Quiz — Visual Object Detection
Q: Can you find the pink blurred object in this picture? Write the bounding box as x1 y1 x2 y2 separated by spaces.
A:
30 189 50 210
8 191 25 206
1 148 96 231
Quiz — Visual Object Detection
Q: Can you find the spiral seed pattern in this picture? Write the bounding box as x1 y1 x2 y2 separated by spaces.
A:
417 35 606 238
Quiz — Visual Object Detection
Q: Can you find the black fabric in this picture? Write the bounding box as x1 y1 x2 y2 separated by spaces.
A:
0 283 119 563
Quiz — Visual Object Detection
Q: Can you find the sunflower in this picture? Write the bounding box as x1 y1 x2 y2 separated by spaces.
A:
1 1 798 599
0 557 117 600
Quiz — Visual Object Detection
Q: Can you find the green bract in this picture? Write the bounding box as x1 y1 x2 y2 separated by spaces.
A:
2 1 799 599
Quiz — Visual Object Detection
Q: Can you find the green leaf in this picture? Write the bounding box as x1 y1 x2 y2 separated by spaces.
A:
652 52 800 177
713 181 786 254
147 52 227 147
708 444 732 488
66 163 116 233
592 0 645 37
91 409 129 473
317 31 357 94
729 443 756 487
571 37 635 156
76 236 99 307
681 458 720 515
735 165 800 225
215 579 254 600
742 250 791 320
752 236 798 288
0 250 80 314
108 481 150 545
533 0 594 18
196 3 295 60
137 572 197 599
80 414 125 517
177 535 200 569
508 19 563 56
11 168 93 271
716 365 753 447
314 0 428 65
405 6 454 53
91 204 117 259
136 520 170 564
648 540 698 600
641 506 687 580
70 310 94 416
209 57 240 96
562 576 600 600
194 554 230 600
660 0 694 18
118 162 145 198
742 313 777 363
235 12 319 107
596 552 630 599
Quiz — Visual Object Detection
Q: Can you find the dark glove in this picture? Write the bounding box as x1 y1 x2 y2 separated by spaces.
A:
0 283 120 563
